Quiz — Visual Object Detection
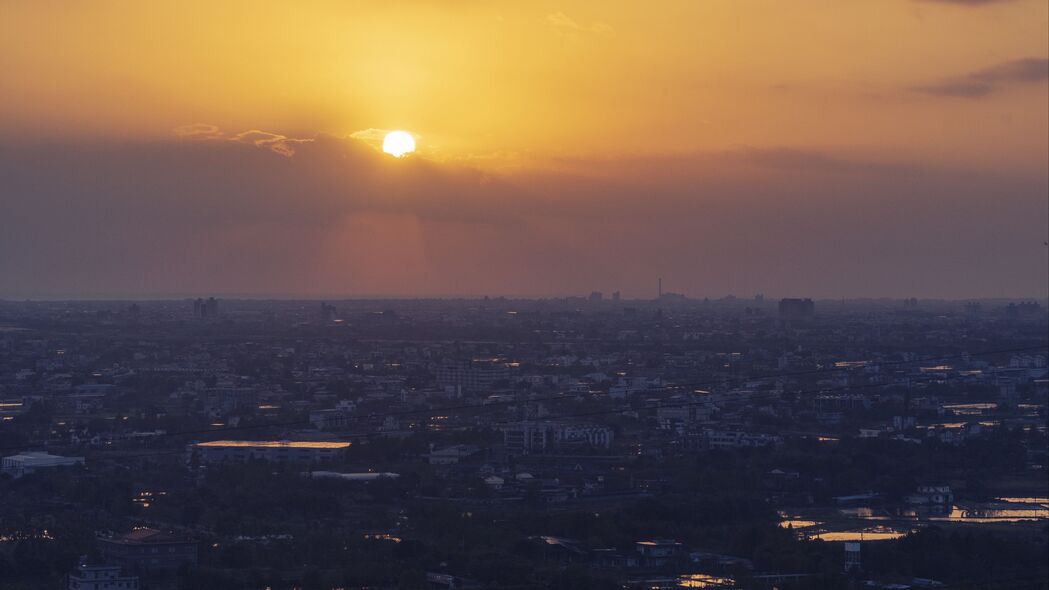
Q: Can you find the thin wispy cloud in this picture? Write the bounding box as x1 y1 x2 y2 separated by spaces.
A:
173 125 312 156
914 57 1049 98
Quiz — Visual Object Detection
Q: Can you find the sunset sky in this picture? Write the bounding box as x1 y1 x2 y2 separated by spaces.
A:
2 1 1047 299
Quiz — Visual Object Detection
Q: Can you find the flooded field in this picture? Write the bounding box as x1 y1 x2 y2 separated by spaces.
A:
779 497 1048 541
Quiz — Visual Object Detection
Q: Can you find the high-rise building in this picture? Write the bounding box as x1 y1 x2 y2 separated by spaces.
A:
778 298 815 319
205 297 219 318
320 302 338 322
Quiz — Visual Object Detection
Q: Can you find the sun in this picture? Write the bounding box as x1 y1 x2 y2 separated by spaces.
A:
382 131 416 158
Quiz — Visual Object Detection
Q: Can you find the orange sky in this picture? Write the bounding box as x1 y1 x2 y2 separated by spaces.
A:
0 1 1046 298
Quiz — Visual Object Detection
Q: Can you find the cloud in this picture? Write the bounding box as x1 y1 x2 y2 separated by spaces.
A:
349 127 401 152
0 135 1045 299
915 57 1049 98
173 125 312 156
229 130 312 157
547 12 614 39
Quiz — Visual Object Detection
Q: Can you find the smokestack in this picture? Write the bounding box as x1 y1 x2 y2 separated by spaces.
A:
658 278 662 298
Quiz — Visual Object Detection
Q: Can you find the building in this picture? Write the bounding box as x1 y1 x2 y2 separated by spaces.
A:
2 451 84 478
906 484 954 506
844 542 861 572
319 301 338 322
704 430 781 449
436 359 510 392
68 558 139 590
426 444 481 465
656 394 716 426
556 424 614 449
503 422 552 454
503 422 613 454
309 408 354 430
97 528 198 574
192 297 220 318
635 539 684 567
778 298 815 319
191 440 351 463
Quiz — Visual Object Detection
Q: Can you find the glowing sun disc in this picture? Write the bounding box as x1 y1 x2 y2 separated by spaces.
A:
382 131 416 157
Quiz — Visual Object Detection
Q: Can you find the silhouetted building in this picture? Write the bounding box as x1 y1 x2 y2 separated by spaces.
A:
779 298 815 319
193 297 220 318
320 302 338 322
205 297 219 318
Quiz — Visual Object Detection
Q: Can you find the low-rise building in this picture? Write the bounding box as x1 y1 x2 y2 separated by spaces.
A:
426 444 481 465
906 484 954 506
503 422 613 454
635 539 685 567
67 558 139 590
2 452 84 478
97 528 198 574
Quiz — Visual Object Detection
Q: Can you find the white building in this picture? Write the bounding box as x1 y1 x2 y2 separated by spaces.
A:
906 484 954 506
68 560 139 590
503 422 614 454
704 430 782 449
2 452 84 478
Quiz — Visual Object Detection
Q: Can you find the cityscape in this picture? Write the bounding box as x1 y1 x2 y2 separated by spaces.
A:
0 296 1045 589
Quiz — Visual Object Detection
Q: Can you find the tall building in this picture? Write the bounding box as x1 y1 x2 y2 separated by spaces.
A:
320 302 338 322
778 298 815 319
193 297 219 318
205 297 219 318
